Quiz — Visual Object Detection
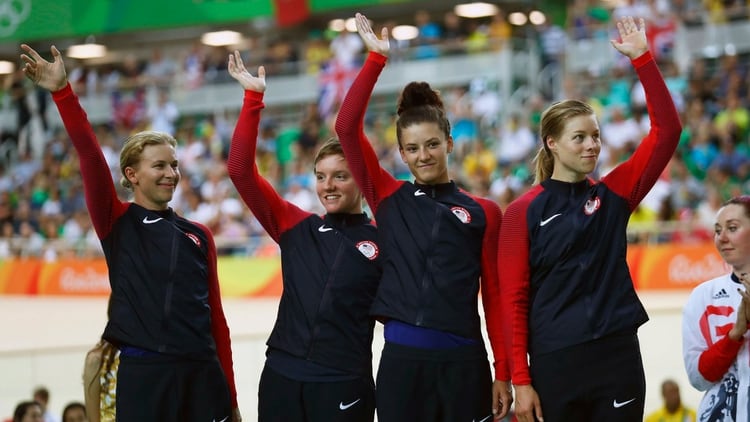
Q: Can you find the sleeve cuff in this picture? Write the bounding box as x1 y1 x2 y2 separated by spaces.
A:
51 82 74 101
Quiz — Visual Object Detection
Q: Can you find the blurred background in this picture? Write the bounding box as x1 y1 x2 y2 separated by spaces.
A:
0 0 748 420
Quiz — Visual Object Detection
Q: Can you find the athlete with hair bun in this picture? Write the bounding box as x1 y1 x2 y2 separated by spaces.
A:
336 13 512 422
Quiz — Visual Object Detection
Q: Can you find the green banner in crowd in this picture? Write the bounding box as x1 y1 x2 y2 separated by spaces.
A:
0 0 274 42
0 0 413 42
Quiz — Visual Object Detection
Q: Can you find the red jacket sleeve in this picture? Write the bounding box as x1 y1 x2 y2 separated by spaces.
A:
51 83 128 238
499 190 537 385
698 333 744 382
476 196 509 381
602 51 682 210
335 52 402 213
198 221 238 407
226 89 309 242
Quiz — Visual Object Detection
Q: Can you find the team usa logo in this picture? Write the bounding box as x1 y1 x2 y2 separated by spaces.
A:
450 206 471 224
583 197 601 216
185 232 201 247
356 241 379 260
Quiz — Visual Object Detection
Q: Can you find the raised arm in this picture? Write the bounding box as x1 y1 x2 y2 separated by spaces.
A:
602 17 682 208
225 51 309 242
335 13 401 212
21 44 125 238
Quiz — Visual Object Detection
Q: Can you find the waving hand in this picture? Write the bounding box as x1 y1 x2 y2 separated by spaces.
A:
20 44 68 92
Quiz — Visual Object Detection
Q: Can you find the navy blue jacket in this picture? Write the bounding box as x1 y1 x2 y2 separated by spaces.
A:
227 90 381 377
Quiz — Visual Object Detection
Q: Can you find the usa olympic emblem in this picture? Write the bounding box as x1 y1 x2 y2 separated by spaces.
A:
356 240 378 260
450 206 471 224
0 0 31 37
583 197 601 216
185 232 201 247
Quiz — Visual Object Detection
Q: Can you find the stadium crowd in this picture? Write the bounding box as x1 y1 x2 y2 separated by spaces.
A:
0 0 749 260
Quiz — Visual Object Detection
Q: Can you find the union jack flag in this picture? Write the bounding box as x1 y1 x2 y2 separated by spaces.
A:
317 57 359 118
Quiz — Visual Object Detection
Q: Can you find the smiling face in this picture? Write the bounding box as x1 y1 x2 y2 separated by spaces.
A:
125 143 180 210
399 122 453 185
548 113 601 182
315 153 362 214
714 202 750 273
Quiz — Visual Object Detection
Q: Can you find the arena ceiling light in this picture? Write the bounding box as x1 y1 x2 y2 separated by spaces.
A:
0 61 14 74
67 42 107 59
391 25 418 41
454 2 499 18
328 19 346 32
201 30 242 47
529 10 546 25
508 12 528 26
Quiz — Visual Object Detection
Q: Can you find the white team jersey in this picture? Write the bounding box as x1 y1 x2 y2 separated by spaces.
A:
683 273 748 422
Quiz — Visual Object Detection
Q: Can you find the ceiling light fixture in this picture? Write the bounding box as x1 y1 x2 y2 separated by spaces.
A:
454 2 499 19
0 61 14 74
328 19 346 32
529 10 546 25
508 12 528 26
391 25 419 41
67 35 107 59
201 30 242 47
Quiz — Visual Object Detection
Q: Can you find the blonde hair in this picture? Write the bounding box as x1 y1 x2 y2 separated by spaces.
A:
534 99 596 184
119 131 177 190
313 138 344 167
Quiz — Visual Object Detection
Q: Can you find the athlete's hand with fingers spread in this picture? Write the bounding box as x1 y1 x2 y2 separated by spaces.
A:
227 50 266 93
355 12 389 56
20 44 68 92
611 16 648 60
514 384 544 422
492 380 513 419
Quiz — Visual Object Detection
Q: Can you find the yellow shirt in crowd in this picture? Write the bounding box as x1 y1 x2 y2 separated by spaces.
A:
644 405 696 422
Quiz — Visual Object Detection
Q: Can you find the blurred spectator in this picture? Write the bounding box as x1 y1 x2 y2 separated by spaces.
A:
462 139 496 187
12 401 43 422
303 30 332 74
60 402 87 422
32 387 59 422
487 9 511 50
147 88 180 135
413 9 442 59
0 220 14 258
668 155 706 211
683 118 717 181
465 20 490 54
10 76 47 160
537 19 567 69
713 92 750 142
264 37 299 76
441 10 468 55
644 378 696 422
329 28 363 65
673 0 706 26
142 47 177 88
494 113 535 167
